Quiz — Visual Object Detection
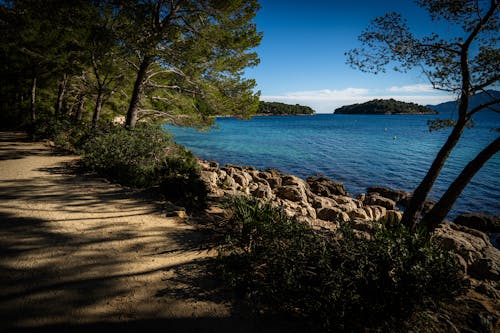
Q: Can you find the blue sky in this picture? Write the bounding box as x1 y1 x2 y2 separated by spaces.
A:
247 0 459 113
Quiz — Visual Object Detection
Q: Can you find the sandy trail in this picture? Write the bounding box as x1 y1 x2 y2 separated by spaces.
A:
0 132 298 332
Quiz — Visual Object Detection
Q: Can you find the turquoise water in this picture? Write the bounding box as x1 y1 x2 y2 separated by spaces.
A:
166 113 500 217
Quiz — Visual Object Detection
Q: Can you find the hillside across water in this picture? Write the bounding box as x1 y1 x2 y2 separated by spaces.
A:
334 98 438 115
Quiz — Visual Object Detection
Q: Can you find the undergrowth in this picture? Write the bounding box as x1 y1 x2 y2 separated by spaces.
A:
217 196 465 331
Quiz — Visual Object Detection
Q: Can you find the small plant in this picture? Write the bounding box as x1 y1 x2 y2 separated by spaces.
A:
217 196 465 331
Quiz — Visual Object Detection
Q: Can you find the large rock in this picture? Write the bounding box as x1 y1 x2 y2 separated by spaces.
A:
385 210 403 223
307 176 346 197
251 183 274 200
317 207 350 223
348 207 370 220
232 171 252 188
310 195 338 209
367 186 409 203
276 185 307 203
363 193 396 210
433 222 500 281
200 170 218 186
363 205 387 221
331 195 360 210
454 213 500 233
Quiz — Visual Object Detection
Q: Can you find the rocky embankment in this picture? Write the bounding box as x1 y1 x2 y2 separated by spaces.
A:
199 160 500 289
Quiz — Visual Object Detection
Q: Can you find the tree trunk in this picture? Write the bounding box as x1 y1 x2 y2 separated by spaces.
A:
421 136 500 231
126 56 151 129
401 116 468 230
75 95 85 122
92 90 104 128
30 76 37 122
55 74 68 117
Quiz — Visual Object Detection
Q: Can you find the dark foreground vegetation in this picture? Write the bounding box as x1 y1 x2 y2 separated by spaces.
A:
217 196 465 332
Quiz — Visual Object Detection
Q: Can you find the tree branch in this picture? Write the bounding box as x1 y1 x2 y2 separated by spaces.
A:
145 68 185 81
472 74 500 93
467 98 500 116
463 0 499 49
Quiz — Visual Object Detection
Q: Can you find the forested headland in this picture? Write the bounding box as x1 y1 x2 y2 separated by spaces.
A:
334 98 437 115
257 101 315 115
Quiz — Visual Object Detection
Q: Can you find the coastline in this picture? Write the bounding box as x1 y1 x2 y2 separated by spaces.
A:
196 158 500 246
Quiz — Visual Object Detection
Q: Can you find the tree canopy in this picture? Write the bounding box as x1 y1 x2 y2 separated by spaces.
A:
0 0 262 129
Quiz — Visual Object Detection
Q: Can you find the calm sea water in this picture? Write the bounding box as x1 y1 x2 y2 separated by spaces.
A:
166 113 500 218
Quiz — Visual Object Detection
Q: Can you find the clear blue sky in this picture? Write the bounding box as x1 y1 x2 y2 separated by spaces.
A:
247 0 458 113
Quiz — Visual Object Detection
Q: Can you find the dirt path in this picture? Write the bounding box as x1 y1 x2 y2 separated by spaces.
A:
0 132 301 332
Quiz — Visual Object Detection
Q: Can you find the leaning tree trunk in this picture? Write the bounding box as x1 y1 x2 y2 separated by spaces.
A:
55 74 68 117
92 90 104 128
421 136 500 231
125 56 151 129
30 76 37 122
401 117 468 230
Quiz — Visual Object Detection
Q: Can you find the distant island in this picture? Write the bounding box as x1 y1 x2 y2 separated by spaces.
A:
427 90 500 113
334 99 438 115
258 101 315 115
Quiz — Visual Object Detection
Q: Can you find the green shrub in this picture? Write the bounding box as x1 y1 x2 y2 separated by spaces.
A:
81 122 207 209
159 148 208 211
81 122 174 188
218 196 465 331
28 113 94 152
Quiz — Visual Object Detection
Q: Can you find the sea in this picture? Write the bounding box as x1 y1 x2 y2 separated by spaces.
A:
166 112 500 218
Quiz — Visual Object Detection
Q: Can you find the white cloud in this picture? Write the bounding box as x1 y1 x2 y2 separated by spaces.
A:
261 86 453 113
386 84 435 93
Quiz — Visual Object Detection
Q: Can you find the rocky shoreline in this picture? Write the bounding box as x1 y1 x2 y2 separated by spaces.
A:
198 159 499 285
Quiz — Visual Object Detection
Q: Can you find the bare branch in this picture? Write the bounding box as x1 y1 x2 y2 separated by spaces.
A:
125 58 140 71
472 74 500 93
145 68 185 81
467 98 500 116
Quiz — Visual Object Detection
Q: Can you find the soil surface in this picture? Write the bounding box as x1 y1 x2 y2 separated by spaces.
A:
0 132 306 332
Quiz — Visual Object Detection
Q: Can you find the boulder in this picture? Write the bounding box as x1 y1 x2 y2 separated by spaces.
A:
276 185 307 203
433 222 500 281
232 171 251 188
348 207 370 220
331 195 359 211
266 177 282 189
281 174 307 187
225 163 255 171
350 218 376 233
251 183 274 200
307 176 346 197
363 193 396 210
200 170 218 186
310 195 338 209
367 186 409 203
454 213 500 233
385 210 403 223
363 205 387 221
217 169 227 181
317 207 350 223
